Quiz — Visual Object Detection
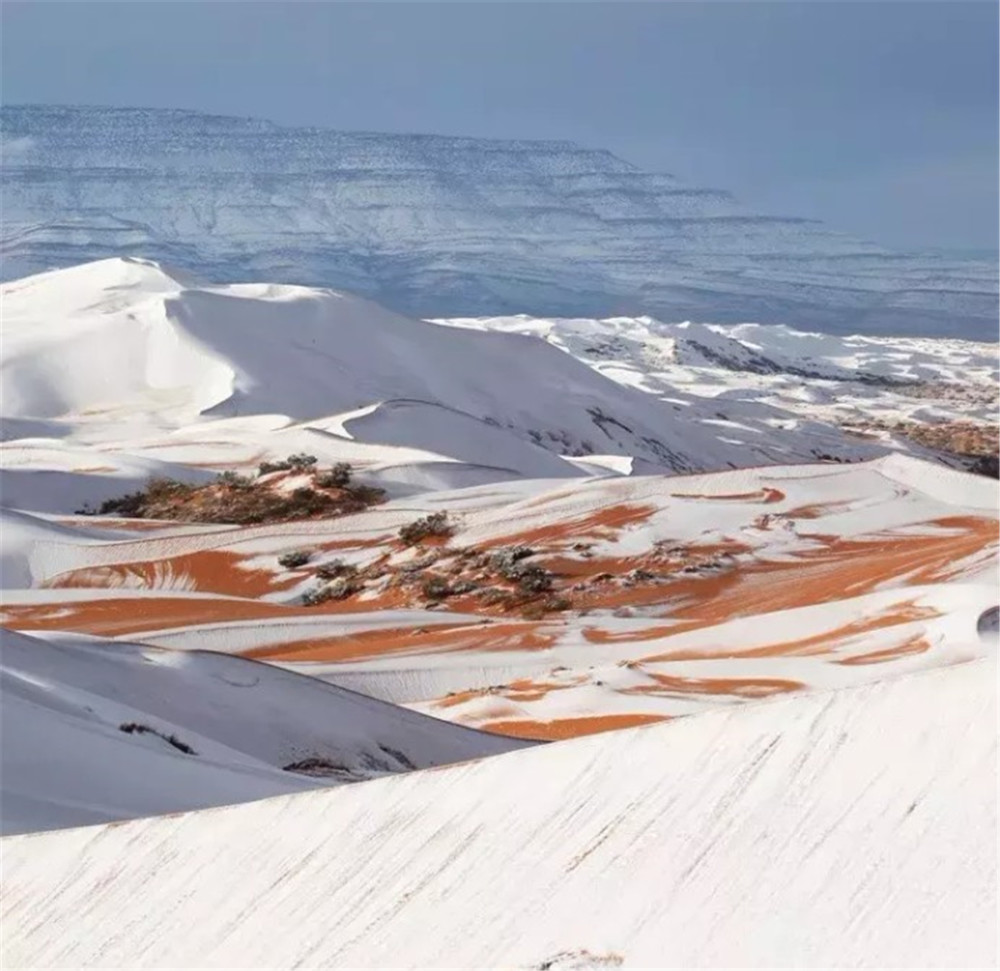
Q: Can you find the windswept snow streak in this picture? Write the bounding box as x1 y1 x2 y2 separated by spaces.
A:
1 659 994 968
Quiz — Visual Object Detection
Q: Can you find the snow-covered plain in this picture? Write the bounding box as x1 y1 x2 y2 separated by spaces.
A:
2 657 995 968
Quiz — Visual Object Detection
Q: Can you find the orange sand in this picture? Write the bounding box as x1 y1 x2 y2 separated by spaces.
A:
621 673 804 698
482 712 670 741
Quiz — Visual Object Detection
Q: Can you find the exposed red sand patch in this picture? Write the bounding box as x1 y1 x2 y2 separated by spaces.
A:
1 596 313 636
481 503 656 548
43 550 296 599
622 673 804 699
482 712 670 741
777 501 853 520
583 516 996 639
670 487 785 504
434 675 587 709
635 602 941 662
835 634 931 666
245 621 555 663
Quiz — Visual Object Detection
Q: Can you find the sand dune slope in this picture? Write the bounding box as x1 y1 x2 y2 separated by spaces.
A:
2 658 994 969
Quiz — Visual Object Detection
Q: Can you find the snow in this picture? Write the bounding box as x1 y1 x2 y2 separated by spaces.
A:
0 628 531 836
2 658 994 968
0 113 995 970
2 258 766 479
4 257 993 527
436 312 999 462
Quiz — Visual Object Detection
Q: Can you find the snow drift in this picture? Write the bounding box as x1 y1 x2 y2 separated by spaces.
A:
0 628 530 835
2 658 994 968
2 258 751 474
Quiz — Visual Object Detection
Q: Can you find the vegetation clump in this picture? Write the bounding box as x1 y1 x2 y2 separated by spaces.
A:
119 722 197 755
278 550 311 570
399 511 454 546
315 559 356 580
316 462 353 489
421 576 454 600
302 576 360 607
258 453 318 475
77 460 385 525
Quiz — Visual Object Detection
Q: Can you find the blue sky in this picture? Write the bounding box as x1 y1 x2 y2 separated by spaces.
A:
2 1 996 252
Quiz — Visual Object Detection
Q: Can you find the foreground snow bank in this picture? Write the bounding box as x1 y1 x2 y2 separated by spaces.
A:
2 657 994 968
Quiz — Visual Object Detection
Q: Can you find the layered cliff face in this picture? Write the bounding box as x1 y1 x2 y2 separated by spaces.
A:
1 105 996 337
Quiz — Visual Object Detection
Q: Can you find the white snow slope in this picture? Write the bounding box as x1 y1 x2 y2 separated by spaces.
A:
0 628 529 836
3 257 972 513
1 258 731 475
437 312 999 462
2 658 994 969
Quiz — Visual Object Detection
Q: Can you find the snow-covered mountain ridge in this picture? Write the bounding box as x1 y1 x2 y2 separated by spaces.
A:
2 105 996 338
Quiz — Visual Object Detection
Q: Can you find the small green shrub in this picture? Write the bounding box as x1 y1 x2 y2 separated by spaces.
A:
315 559 356 580
216 471 254 489
278 550 311 569
421 576 453 600
399 511 453 546
316 462 352 489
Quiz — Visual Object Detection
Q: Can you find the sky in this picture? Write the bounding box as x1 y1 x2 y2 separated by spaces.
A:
2 0 997 253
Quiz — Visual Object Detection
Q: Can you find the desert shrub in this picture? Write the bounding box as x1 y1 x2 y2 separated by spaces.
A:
326 577 359 599
315 559 356 580
119 722 196 755
316 462 352 489
399 511 453 546
515 565 554 594
95 476 194 517
216 470 254 489
258 453 318 475
344 483 387 506
96 490 147 517
278 550 311 569
421 576 453 600
488 546 535 575
303 576 359 606
285 487 333 517
301 585 332 607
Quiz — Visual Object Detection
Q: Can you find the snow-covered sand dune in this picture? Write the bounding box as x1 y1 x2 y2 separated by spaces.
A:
438 312 999 462
1 256 996 860
2 657 994 968
2 257 739 475
4 454 995 744
0 628 530 835
6 256 991 504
